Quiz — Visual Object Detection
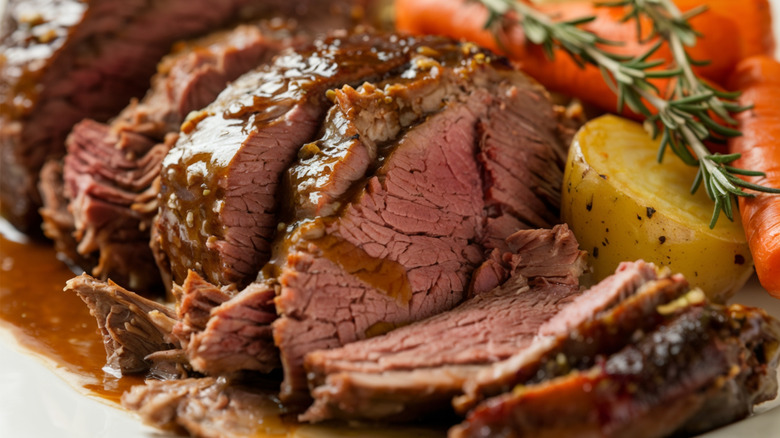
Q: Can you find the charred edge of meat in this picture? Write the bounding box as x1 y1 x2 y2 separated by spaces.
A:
1 0 292 231
454 261 686 412
451 302 780 438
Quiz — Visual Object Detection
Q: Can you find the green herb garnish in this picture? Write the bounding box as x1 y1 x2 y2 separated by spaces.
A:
476 0 780 227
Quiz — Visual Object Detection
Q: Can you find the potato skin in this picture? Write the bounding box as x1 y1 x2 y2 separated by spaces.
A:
561 115 753 302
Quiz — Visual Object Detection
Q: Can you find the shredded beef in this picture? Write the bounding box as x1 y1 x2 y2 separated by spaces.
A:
64 274 181 376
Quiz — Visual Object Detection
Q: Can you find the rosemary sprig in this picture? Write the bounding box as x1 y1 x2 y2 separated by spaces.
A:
476 0 780 227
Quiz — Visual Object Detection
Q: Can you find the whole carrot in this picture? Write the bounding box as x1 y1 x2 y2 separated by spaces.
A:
395 0 742 114
677 0 775 58
728 56 780 297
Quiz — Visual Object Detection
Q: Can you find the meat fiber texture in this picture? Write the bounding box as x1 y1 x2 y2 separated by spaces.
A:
149 32 572 402
105 259 780 438
300 225 586 422
297 257 691 423
452 300 780 438
455 260 684 410
64 266 281 380
174 274 281 375
268 43 570 401
55 32 575 425
64 274 181 378
121 377 287 438
38 22 298 291
0 0 301 233
152 33 461 289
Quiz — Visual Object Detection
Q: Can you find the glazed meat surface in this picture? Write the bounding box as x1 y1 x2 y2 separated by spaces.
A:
1 0 307 231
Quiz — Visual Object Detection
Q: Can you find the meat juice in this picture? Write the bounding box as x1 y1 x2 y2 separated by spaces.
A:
0 232 143 403
0 230 444 437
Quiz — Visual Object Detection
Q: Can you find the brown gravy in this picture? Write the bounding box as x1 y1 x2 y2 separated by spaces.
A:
0 232 444 437
0 233 143 403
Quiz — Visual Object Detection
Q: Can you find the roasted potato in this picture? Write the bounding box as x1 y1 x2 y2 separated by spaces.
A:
561 115 753 302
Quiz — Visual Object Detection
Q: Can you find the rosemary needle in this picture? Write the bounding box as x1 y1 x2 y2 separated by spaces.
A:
475 0 780 228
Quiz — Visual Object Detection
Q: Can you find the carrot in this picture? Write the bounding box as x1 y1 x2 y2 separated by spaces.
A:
677 0 775 58
395 0 743 115
728 56 780 298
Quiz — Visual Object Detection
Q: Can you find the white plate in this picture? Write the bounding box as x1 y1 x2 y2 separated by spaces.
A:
1 1 780 437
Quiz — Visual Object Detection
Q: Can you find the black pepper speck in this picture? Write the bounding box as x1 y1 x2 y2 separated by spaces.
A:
646 207 656 219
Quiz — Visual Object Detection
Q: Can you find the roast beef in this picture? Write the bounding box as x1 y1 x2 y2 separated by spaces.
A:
121 377 286 438
64 274 182 377
121 376 446 438
38 22 299 291
271 39 570 401
298 257 689 423
455 260 689 411
181 279 280 375
61 30 574 421
65 266 278 378
299 225 585 422
451 301 780 438
284 47 565 229
39 159 96 270
153 33 470 289
172 271 236 342
1 0 324 233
